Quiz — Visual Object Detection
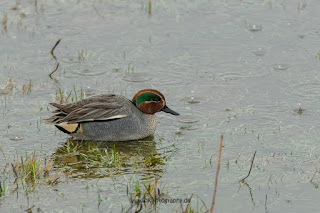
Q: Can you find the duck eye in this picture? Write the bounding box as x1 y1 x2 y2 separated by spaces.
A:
151 96 161 101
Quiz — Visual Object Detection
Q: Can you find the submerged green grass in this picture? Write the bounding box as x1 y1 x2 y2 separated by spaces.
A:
53 139 166 178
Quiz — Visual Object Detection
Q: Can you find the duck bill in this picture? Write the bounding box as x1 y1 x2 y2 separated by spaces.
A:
161 105 180 115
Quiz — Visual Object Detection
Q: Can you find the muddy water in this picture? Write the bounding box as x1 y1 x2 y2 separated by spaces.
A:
1 0 320 212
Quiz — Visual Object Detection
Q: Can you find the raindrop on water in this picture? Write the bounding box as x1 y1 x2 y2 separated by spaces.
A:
10 136 24 141
272 64 289 70
252 48 266 56
248 24 262 32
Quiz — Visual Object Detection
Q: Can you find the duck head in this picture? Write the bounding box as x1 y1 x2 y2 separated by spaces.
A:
132 89 180 115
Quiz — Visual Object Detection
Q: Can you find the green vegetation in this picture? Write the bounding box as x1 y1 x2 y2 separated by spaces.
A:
2 12 7 30
11 152 54 184
22 80 32 94
77 49 88 61
127 63 135 73
0 151 61 196
53 139 165 178
55 85 84 104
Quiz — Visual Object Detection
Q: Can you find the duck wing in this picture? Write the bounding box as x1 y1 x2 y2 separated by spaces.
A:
44 94 131 124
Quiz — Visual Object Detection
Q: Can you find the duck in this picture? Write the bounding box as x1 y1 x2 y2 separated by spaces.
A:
44 89 179 141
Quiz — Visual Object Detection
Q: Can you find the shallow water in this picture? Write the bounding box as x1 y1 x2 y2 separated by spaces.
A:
1 0 320 212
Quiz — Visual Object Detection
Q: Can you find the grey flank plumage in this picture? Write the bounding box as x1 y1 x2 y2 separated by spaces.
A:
44 94 157 141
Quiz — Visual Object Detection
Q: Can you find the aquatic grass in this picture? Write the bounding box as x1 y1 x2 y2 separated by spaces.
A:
77 49 88 61
148 0 152 15
65 139 77 154
140 0 152 15
97 145 122 167
80 87 84 99
56 87 63 104
56 86 84 104
50 39 61 59
53 140 166 179
176 194 195 213
22 80 32 94
49 63 59 78
0 152 64 197
73 85 77 101
125 176 207 212
126 63 135 73
143 176 164 202
0 180 5 196
72 85 84 101
5 75 13 90
56 140 124 173
12 152 54 185
78 144 123 168
2 12 7 30
126 176 166 211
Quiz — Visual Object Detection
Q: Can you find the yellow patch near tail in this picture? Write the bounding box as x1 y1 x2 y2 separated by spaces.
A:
57 122 79 133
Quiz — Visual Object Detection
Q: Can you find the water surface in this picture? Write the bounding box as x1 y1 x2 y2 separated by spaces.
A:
1 0 320 212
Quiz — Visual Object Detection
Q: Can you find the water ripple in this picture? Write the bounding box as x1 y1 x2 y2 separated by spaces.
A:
213 60 268 81
272 64 289 71
248 24 262 32
283 82 320 100
122 72 152 82
178 115 200 124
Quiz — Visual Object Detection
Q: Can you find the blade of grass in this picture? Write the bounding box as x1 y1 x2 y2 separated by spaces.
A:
240 150 257 183
210 135 223 213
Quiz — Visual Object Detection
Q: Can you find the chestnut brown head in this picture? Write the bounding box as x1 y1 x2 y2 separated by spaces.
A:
132 89 179 115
